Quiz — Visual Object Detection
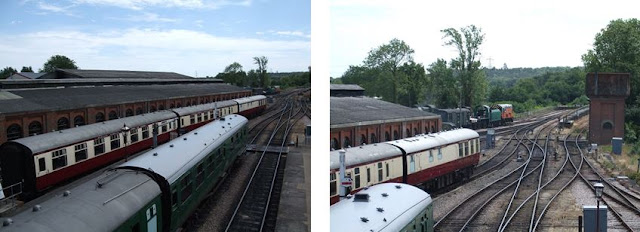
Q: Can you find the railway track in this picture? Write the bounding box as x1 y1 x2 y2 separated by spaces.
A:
225 97 306 232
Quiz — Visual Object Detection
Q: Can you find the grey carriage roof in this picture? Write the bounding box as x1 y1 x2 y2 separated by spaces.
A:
0 83 245 115
9 111 177 154
119 114 248 184
330 183 432 232
170 99 237 116
330 144 402 170
233 95 266 104
329 129 479 170
0 169 160 232
329 84 365 91
330 97 438 127
435 108 471 113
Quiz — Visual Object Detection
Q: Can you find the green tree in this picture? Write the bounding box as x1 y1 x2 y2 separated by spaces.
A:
582 18 640 105
21 66 33 72
398 61 428 106
253 56 270 88
364 38 415 103
427 59 458 108
1 67 18 79
216 62 248 86
40 55 78 73
441 25 488 108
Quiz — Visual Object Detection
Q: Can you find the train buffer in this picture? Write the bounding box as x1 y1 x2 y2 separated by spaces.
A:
245 144 289 154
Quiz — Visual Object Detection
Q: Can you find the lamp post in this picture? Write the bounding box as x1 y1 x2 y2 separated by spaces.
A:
121 124 130 161
594 182 604 232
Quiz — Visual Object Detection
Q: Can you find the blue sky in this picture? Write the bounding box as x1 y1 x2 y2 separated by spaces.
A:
0 0 310 77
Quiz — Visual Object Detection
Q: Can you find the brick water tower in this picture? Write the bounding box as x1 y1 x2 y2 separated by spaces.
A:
586 73 630 145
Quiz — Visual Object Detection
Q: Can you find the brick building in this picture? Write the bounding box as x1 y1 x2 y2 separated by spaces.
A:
0 69 251 144
330 96 441 150
586 72 630 145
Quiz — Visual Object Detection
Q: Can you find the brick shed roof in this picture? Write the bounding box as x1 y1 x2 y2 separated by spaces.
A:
330 97 439 127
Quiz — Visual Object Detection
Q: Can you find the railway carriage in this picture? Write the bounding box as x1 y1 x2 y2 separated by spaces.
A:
329 128 480 204
0 114 248 232
0 95 266 199
234 95 267 118
330 183 433 232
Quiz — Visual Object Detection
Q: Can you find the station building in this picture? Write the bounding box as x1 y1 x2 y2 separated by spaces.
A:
330 84 441 150
0 69 251 143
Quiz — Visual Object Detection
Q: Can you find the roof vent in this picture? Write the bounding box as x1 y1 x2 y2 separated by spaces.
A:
184 138 187 140
170 144 174 148
345 194 353 199
376 207 384 212
153 153 158 156
381 193 388 197
395 185 402 189
360 217 369 223
228 123 231 125
194 132 198 135
63 190 71 197
220 117 226 121
222 126 225 128
3 218 12 227
353 193 369 202
32 205 42 212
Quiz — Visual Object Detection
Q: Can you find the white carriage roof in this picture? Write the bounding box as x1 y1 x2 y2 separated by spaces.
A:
119 114 247 184
329 144 401 170
329 129 479 170
170 99 236 116
330 183 432 232
385 128 478 154
234 95 266 104
9 111 177 154
0 170 160 232
496 104 512 108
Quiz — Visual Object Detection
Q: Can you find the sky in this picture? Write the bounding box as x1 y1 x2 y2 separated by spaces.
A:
330 0 640 77
0 0 310 77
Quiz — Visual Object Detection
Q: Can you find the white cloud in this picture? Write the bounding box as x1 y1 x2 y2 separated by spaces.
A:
37 2 76 16
194 20 204 28
10 20 22 25
0 28 310 76
275 31 310 38
122 12 178 22
72 0 252 10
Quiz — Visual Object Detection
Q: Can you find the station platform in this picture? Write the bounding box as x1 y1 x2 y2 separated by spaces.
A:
275 117 311 232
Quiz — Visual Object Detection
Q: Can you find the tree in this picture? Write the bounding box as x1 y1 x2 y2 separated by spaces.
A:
40 55 78 73
1 67 18 79
398 61 428 106
224 62 243 73
441 25 488 108
364 38 415 103
428 59 458 108
216 62 248 86
21 66 33 72
582 18 640 105
253 56 270 88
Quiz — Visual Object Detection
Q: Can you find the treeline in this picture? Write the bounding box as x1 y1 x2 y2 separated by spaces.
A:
213 57 310 89
484 66 573 87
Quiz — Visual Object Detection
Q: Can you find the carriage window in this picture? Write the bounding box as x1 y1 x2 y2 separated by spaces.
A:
366 167 371 183
190 115 196 124
429 150 434 163
171 191 178 208
181 174 193 202
459 144 463 157
409 155 415 173
386 163 389 177
330 173 337 196
162 124 168 133
110 134 120 149
75 143 87 162
197 113 203 122
142 126 149 139
38 157 46 172
94 138 105 155
52 149 67 170
196 163 205 187
131 129 139 143
438 148 442 160
378 163 383 182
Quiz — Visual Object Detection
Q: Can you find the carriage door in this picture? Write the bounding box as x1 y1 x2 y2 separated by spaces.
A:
146 204 157 232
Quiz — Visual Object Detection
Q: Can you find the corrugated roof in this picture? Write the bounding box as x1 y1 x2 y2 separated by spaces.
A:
0 83 246 115
330 97 438 127
330 84 364 91
50 69 193 79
